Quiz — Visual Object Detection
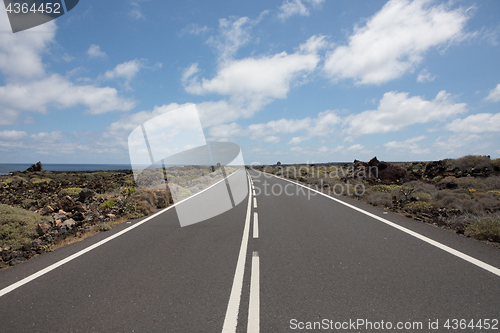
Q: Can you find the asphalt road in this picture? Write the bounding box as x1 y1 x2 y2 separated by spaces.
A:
1 168 499 332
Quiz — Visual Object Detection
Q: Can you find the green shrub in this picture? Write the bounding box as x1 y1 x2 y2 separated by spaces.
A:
121 187 137 197
99 223 112 232
370 184 401 193
406 201 432 213
59 187 83 197
123 203 139 218
0 204 52 250
32 178 51 184
465 217 500 242
492 158 500 170
448 155 492 171
101 200 114 210
411 192 432 202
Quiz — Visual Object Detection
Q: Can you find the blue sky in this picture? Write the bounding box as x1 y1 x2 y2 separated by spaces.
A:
0 0 499 165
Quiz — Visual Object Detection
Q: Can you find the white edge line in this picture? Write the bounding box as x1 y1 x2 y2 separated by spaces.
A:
247 251 260 333
263 172 500 278
222 172 253 333
0 168 244 298
253 212 259 239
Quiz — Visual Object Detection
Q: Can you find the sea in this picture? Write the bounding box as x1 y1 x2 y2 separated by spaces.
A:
0 164 132 175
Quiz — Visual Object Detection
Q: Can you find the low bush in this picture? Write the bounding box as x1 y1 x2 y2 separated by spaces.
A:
0 204 52 250
448 155 492 172
365 192 391 207
465 216 500 242
101 200 114 210
411 192 432 202
405 201 432 213
371 184 401 193
59 187 83 197
32 178 51 184
121 187 136 197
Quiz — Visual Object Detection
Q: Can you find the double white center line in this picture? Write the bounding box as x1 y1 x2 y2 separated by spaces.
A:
222 173 260 333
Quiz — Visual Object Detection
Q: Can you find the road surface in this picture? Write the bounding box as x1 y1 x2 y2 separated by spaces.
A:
1 168 499 332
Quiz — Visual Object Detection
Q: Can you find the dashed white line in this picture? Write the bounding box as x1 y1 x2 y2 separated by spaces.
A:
222 173 253 333
253 198 257 208
253 213 259 239
247 251 260 333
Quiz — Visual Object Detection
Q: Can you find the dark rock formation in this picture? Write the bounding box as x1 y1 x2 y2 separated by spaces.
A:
26 161 43 172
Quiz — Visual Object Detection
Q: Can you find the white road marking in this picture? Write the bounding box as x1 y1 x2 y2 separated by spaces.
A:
222 173 253 333
266 172 500 278
247 251 260 333
253 190 256 196
0 169 244 299
254 198 257 208
253 213 259 239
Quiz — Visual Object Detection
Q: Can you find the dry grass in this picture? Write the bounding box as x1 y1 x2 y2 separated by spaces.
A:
50 216 130 251
0 204 52 250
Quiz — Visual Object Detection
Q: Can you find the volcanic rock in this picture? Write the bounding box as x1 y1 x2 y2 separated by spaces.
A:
79 188 96 203
26 161 43 172
58 196 76 212
37 221 52 236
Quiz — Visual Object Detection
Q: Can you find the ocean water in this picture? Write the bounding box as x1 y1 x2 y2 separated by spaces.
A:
0 164 132 175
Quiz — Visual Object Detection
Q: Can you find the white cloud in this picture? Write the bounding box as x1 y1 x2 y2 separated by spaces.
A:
435 133 483 154
208 123 243 140
0 74 136 123
107 103 185 139
277 0 325 21
180 23 210 36
288 136 306 145
197 100 258 127
485 83 500 102
324 0 472 85
207 109 340 145
107 101 248 146
129 1 146 20
446 113 500 133
264 136 280 143
207 15 261 62
103 59 144 87
417 69 435 83
248 118 311 139
318 146 329 153
30 131 64 142
384 135 429 154
0 9 56 79
0 130 27 140
87 44 107 58
290 146 304 152
331 146 344 153
184 35 325 111
347 144 365 151
345 90 467 135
